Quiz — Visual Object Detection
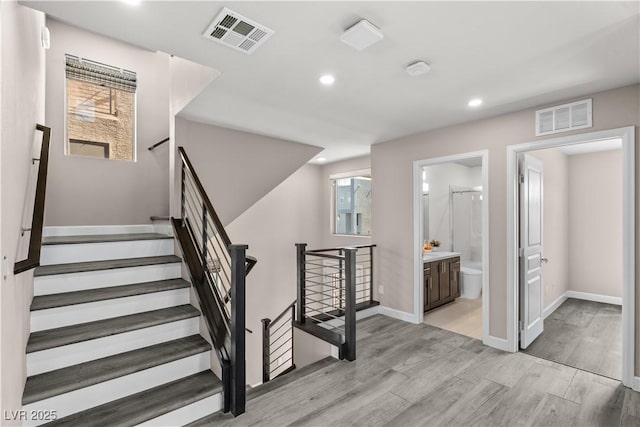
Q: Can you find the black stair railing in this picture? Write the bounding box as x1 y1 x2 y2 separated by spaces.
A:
261 301 296 383
172 146 256 416
15 124 52 275
292 244 377 362
261 246 376 381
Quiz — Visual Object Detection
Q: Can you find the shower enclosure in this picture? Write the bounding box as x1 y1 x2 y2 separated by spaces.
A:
450 186 483 262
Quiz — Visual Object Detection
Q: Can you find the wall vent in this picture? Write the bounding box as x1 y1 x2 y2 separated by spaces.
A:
202 7 274 55
535 99 592 136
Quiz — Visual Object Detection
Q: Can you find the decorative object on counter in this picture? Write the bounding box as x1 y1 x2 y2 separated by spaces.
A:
429 239 440 252
423 240 432 252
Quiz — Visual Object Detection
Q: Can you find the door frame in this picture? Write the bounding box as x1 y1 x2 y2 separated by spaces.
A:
412 150 490 345
506 126 635 388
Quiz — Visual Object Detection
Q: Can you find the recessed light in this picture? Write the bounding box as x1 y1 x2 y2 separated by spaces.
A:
316 157 327 162
121 0 141 5
319 75 335 86
468 98 483 107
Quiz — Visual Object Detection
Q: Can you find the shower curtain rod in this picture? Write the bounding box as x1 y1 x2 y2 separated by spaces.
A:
450 189 482 194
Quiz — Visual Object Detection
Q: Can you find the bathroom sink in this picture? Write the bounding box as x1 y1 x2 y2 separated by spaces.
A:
423 251 461 262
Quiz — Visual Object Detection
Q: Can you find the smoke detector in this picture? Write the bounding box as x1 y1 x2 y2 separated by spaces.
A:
203 7 274 55
340 20 384 51
405 61 431 77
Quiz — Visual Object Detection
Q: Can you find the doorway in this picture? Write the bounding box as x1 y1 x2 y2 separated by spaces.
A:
413 150 489 344
507 126 635 387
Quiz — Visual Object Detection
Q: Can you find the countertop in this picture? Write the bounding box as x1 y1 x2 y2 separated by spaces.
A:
422 251 461 263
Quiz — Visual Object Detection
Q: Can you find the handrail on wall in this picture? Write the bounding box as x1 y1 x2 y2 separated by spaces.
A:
15 124 51 275
148 137 169 151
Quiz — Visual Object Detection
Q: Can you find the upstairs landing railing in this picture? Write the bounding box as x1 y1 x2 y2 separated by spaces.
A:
261 243 377 366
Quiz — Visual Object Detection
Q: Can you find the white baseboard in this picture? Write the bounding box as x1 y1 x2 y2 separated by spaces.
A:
543 292 569 319
566 291 622 306
378 305 416 324
483 335 511 352
634 376 640 392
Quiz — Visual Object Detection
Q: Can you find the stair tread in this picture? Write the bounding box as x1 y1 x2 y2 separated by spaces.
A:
31 278 190 311
23 335 211 405
42 233 172 245
35 255 181 277
27 305 200 353
45 371 222 427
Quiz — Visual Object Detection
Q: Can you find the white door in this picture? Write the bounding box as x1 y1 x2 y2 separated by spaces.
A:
519 153 544 349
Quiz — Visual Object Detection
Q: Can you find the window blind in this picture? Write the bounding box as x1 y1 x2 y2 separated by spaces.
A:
65 55 137 93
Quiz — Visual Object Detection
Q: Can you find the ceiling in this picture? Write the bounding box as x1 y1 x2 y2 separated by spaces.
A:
24 1 640 164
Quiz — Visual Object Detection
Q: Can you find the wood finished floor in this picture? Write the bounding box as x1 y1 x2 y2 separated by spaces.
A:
202 315 639 426
522 298 622 381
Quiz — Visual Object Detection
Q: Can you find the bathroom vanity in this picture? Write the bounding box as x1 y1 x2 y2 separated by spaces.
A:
423 252 461 312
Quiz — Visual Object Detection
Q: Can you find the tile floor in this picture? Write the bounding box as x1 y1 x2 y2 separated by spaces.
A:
521 298 622 380
423 297 483 340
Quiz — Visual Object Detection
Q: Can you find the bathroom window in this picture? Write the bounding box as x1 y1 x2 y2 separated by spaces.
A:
65 55 137 161
331 170 372 236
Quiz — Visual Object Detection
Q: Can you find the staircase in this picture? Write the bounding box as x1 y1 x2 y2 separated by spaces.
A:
22 225 223 426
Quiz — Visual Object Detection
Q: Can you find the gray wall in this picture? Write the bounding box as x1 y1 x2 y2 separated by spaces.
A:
0 2 46 420
371 84 639 364
44 19 171 226
226 164 325 385
569 149 623 297
174 117 322 225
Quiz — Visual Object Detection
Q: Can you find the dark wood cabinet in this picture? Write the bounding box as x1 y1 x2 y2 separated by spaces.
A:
424 256 460 313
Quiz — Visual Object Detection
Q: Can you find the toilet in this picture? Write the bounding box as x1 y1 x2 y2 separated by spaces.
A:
460 261 482 299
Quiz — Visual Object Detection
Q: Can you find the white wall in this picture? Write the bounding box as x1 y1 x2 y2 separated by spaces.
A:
44 19 171 226
529 149 570 309
0 2 46 421
569 149 623 297
423 163 481 255
226 164 325 386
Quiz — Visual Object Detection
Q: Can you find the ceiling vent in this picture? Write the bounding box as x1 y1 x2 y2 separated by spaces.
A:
535 99 592 136
202 7 274 55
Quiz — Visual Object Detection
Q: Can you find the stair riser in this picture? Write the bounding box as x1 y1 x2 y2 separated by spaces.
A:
43 224 172 237
34 263 182 296
31 289 191 332
27 318 200 376
40 240 174 265
22 352 211 426
136 393 223 426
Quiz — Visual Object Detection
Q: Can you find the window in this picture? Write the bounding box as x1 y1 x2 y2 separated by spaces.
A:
65 55 137 161
331 170 372 236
